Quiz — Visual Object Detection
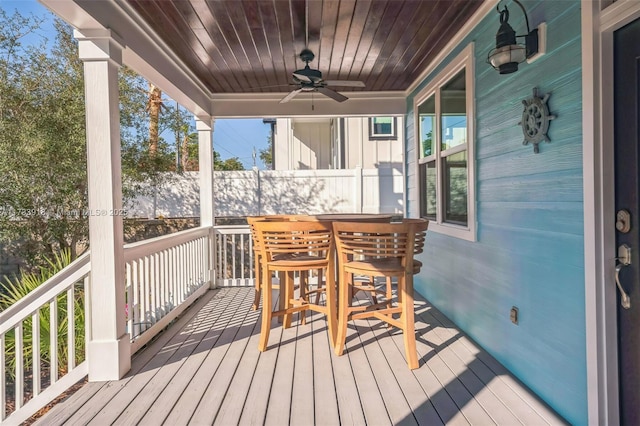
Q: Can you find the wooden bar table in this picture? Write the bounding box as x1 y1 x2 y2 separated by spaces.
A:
294 213 393 347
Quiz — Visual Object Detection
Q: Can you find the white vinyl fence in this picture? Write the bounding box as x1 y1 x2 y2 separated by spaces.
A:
126 167 404 219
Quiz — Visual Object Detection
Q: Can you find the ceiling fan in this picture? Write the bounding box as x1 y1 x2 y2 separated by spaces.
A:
280 49 365 104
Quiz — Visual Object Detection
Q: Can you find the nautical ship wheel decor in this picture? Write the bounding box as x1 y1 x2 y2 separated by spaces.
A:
518 87 556 153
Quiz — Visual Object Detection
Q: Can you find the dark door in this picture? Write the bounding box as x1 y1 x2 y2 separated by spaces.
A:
614 18 640 425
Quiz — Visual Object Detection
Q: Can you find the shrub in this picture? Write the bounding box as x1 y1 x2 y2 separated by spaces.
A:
0 249 85 379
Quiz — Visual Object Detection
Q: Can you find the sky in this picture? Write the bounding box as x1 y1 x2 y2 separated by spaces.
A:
1 0 271 170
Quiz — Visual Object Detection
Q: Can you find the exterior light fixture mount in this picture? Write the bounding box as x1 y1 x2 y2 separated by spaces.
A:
488 0 541 74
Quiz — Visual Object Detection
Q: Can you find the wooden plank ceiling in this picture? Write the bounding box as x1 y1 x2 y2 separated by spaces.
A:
127 0 483 95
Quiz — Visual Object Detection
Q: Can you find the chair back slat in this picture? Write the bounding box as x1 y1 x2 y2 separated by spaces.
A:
253 220 334 261
333 222 415 266
401 218 429 255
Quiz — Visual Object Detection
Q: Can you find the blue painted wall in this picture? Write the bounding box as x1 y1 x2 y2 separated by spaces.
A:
405 1 586 424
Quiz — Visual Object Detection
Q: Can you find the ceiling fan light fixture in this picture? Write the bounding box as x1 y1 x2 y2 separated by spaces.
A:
279 48 365 104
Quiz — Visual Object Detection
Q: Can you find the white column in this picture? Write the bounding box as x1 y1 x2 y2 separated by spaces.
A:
196 117 214 226
75 29 130 381
196 117 215 287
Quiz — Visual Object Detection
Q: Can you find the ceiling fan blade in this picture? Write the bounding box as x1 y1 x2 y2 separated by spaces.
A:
292 72 313 83
279 88 303 103
317 87 348 103
251 83 295 90
324 80 366 87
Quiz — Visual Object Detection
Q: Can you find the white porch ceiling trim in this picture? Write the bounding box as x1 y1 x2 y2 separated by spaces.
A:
210 91 407 118
40 0 213 121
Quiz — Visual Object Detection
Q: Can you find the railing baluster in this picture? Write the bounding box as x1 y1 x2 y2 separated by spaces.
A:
144 256 150 325
240 234 246 281
158 251 165 315
196 238 202 284
198 237 203 285
170 247 177 307
178 243 183 299
189 241 194 292
15 323 24 410
162 249 168 312
224 235 229 282
84 275 91 345
190 241 195 292
32 310 41 396
232 234 237 283
217 234 222 283
50 298 58 384
67 285 76 370
126 262 132 338
152 253 159 321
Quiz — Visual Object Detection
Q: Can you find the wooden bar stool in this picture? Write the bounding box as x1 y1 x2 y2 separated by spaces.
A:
248 214 313 311
332 219 428 369
253 220 337 351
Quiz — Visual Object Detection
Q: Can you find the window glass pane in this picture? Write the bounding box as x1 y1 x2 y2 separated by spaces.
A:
418 96 435 158
441 69 466 151
372 117 393 135
443 150 467 225
420 161 437 220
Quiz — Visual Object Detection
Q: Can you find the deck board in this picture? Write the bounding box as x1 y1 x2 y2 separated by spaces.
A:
364 314 443 426
36 287 566 426
110 288 251 426
288 308 316 424
311 310 341 425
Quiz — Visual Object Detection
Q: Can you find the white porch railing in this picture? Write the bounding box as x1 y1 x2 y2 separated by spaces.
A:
214 225 254 287
0 253 90 425
124 226 212 353
0 224 253 423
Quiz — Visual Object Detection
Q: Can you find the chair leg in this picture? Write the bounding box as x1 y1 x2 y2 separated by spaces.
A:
258 267 273 352
251 255 261 310
300 270 308 325
399 274 419 369
334 269 351 356
370 276 378 304
283 271 295 329
277 271 285 323
315 269 323 305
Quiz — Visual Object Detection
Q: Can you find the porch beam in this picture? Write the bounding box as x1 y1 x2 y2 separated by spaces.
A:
75 29 131 381
210 92 407 118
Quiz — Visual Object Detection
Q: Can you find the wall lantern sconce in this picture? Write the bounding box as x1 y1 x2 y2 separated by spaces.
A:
487 0 546 74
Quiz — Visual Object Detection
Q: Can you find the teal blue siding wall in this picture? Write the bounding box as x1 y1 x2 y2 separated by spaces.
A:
405 1 586 424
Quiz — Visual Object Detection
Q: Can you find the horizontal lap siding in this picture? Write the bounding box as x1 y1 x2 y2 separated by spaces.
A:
405 1 586 424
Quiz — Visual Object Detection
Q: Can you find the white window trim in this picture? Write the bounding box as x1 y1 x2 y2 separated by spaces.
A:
413 43 476 242
369 116 397 139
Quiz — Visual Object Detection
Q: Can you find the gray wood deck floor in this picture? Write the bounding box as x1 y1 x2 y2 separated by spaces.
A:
37 287 566 425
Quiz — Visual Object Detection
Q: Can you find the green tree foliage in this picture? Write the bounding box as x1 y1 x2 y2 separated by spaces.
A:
119 67 183 201
0 9 199 271
0 13 88 268
259 133 273 169
214 151 245 171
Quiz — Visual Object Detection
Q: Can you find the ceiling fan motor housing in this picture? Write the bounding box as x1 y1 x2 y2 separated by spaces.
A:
293 66 323 85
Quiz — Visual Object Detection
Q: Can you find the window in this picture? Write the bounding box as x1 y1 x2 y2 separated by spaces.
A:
415 44 475 241
369 117 397 139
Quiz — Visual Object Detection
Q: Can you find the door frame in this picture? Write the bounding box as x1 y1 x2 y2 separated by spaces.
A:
583 1 640 424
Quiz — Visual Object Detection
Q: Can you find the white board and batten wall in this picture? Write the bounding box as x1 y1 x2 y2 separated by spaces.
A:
273 117 404 171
